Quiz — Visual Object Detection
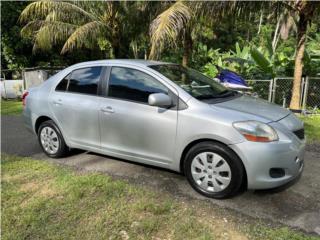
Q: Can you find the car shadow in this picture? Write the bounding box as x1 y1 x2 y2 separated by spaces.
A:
66 149 300 198
83 151 183 175
68 148 87 156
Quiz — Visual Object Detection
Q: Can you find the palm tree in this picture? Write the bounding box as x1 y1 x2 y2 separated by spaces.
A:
149 1 192 66
150 1 319 111
286 1 320 110
19 1 156 58
149 1 270 66
240 1 319 110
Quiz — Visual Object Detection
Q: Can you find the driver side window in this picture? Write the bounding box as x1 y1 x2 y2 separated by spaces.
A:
107 67 168 103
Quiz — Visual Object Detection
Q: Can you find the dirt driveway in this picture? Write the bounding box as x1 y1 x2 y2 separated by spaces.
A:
2 115 320 235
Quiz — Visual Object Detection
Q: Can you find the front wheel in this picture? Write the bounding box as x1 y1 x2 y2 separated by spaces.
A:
184 142 244 199
38 120 68 158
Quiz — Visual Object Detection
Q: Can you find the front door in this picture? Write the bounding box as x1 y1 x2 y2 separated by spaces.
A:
99 66 178 166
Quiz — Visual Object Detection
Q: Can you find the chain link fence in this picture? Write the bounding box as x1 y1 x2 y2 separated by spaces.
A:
273 78 294 107
306 77 320 112
246 79 272 102
247 77 320 114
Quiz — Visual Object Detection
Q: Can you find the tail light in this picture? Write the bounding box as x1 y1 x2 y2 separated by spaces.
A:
22 91 29 107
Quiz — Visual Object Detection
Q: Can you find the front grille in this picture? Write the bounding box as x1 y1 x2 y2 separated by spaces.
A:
293 128 304 140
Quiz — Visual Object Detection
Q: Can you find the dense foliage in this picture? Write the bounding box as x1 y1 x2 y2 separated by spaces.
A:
1 1 319 80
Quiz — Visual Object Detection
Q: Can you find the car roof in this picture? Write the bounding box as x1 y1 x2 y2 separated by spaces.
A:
71 59 173 68
51 59 193 103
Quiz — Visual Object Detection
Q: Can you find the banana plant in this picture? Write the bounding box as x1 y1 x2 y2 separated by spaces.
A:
225 42 251 64
249 41 294 78
250 47 275 77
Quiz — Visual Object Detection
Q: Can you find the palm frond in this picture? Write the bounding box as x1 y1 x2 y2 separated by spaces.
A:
61 21 105 54
190 2 234 19
44 10 85 25
19 1 96 24
31 21 78 52
149 2 191 59
21 20 77 42
21 20 45 38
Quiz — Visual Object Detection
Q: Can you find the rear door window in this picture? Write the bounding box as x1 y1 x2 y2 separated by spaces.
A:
68 67 102 95
55 74 70 91
55 67 102 95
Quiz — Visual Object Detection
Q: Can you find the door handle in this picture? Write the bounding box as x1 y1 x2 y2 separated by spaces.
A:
100 106 114 113
53 99 62 106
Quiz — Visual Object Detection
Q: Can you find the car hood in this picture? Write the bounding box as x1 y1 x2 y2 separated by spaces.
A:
212 95 290 122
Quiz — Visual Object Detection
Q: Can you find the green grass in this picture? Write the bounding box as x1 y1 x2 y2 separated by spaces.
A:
1 100 23 115
300 116 320 143
1 154 318 240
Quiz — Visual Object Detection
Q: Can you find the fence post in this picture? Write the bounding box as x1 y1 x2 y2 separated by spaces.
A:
268 79 273 102
302 76 309 111
22 69 26 90
3 79 8 99
282 95 286 108
272 78 277 103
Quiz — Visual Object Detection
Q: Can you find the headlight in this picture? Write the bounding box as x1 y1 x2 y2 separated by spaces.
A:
233 121 278 142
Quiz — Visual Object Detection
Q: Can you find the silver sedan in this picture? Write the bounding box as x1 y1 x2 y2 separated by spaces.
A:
23 60 305 198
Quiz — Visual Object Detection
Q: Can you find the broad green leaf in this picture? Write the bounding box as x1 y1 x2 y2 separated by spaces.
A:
266 39 274 59
242 46 250 58
235 42 241 56
250 47 273 76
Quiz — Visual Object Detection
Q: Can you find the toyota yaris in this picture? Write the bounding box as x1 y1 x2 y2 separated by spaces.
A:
23 60 305 198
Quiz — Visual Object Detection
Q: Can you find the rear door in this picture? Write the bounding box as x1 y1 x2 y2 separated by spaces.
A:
50 66 103 148
99 66 178 166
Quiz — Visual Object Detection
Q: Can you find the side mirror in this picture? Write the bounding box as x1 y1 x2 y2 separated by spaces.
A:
148 93 172 108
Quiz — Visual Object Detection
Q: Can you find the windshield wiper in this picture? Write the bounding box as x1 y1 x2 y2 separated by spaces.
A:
216 90 236 97
197 90 237 100
196 95 217 100
217 90 229 95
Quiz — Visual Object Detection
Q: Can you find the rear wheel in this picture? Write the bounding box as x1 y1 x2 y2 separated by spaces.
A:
38 120 68 158
184 141 244 199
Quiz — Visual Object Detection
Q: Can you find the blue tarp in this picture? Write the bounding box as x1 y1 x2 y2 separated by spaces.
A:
216 70 248 87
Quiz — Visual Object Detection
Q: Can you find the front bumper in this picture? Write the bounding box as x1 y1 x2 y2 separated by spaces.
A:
229 138 305 190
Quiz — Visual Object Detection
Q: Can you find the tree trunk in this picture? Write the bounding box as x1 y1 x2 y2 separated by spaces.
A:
257 10 263 34
272 15 281 53
289 12 307 110
112 37 120 59
182 30 192 67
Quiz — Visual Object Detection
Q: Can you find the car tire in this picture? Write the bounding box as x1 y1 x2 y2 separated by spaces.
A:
184 141 244 199
37 120 69 158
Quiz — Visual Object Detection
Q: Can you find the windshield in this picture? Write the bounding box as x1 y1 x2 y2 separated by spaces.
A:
150 64 229 99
